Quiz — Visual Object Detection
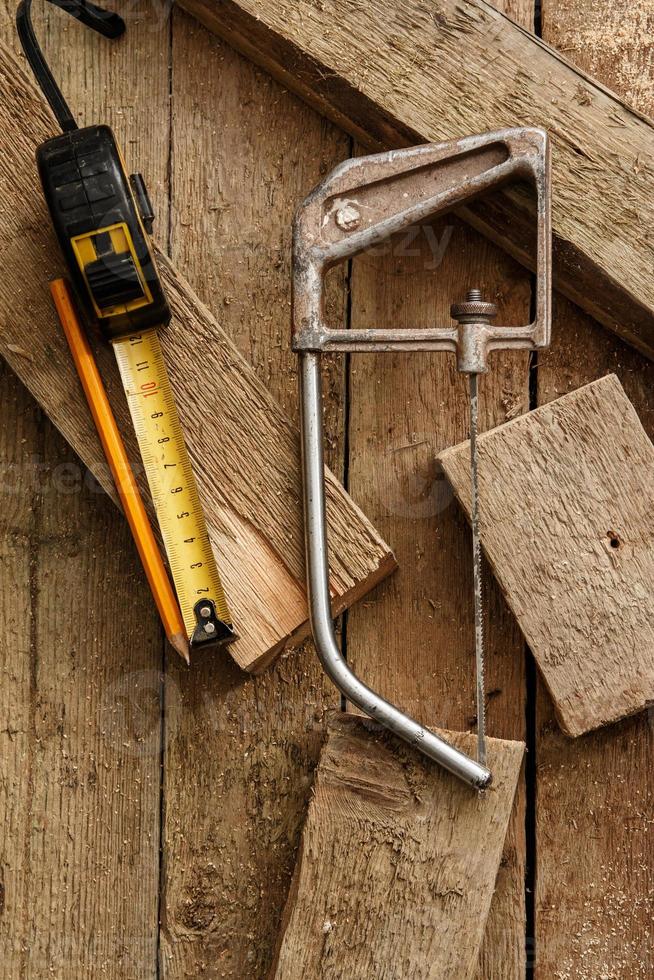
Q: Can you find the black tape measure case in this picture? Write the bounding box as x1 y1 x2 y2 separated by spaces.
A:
38 125 170 339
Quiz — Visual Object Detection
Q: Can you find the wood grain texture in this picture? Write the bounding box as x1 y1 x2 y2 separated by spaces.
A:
536 2 654 975
0 4 164 975
345 4 534 970
178 0 654 360
0 36 395 675
440 374 654 737
345 215 532 978
159 13 345 977
0 292 163 980
535 314 654 978
271 714 524 980
14 386 163 978
0 364 44 979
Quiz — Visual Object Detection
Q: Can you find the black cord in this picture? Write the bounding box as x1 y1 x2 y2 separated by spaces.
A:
16 0 125 132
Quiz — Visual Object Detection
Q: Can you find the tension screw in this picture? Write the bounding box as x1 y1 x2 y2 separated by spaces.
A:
450 288 498 323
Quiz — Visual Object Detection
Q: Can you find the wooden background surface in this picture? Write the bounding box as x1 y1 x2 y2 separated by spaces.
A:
0 0 652 977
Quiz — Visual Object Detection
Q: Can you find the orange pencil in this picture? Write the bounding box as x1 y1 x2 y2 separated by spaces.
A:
50 278 190 663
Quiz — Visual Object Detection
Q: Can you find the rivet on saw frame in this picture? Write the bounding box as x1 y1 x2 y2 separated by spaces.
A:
334 202 361 231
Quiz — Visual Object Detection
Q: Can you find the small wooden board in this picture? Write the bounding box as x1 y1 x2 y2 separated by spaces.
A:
439 374 654 736
271 714 524 980
0 40 396 674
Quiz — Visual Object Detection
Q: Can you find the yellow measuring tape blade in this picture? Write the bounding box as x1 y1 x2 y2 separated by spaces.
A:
113 329 232 641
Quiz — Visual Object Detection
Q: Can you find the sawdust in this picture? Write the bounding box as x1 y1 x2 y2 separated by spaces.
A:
553 860 653 980
544 0 654 115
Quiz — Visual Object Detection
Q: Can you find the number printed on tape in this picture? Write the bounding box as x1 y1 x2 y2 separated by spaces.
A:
113 329 231 637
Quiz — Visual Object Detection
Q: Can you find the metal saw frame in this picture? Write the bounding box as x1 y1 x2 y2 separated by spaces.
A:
293 128 551 790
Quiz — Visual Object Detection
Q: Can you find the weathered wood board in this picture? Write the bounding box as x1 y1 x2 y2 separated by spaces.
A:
536 2 654 975
439 374 654 737
0 5 165 976
271 714 524 980
0 373 164 980
159 10 345 977
0 38 395 675
179 0 654 361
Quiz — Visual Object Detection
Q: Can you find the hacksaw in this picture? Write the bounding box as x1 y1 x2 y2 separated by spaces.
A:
293 129 552 789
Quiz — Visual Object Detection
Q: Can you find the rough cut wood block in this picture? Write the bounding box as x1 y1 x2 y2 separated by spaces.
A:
270 714 524 980
179 0 654 361
0 40 396 674
439 374 654 737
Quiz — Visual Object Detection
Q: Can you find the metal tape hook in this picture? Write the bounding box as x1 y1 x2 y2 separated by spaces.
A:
293 129 551 791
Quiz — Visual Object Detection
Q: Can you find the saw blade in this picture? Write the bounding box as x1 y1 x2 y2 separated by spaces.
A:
469 373 486 766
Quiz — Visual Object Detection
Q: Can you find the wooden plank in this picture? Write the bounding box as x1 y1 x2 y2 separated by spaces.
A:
343 226 533 968
536 2 654 975
20 383 163 977
159 12 346 977
345 5 533 970
535 338 654 977
178 0 654 361
0 36 395 675
346 217 531 979
0 365 42 978
0 3 165 975
440 374 654 737
271 714 524 980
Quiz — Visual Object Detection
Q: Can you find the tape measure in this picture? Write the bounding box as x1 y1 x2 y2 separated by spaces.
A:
114 329 232 644
18 0 235 650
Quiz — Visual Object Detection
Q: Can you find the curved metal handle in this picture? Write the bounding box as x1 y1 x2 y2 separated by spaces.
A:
300 352 491 789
